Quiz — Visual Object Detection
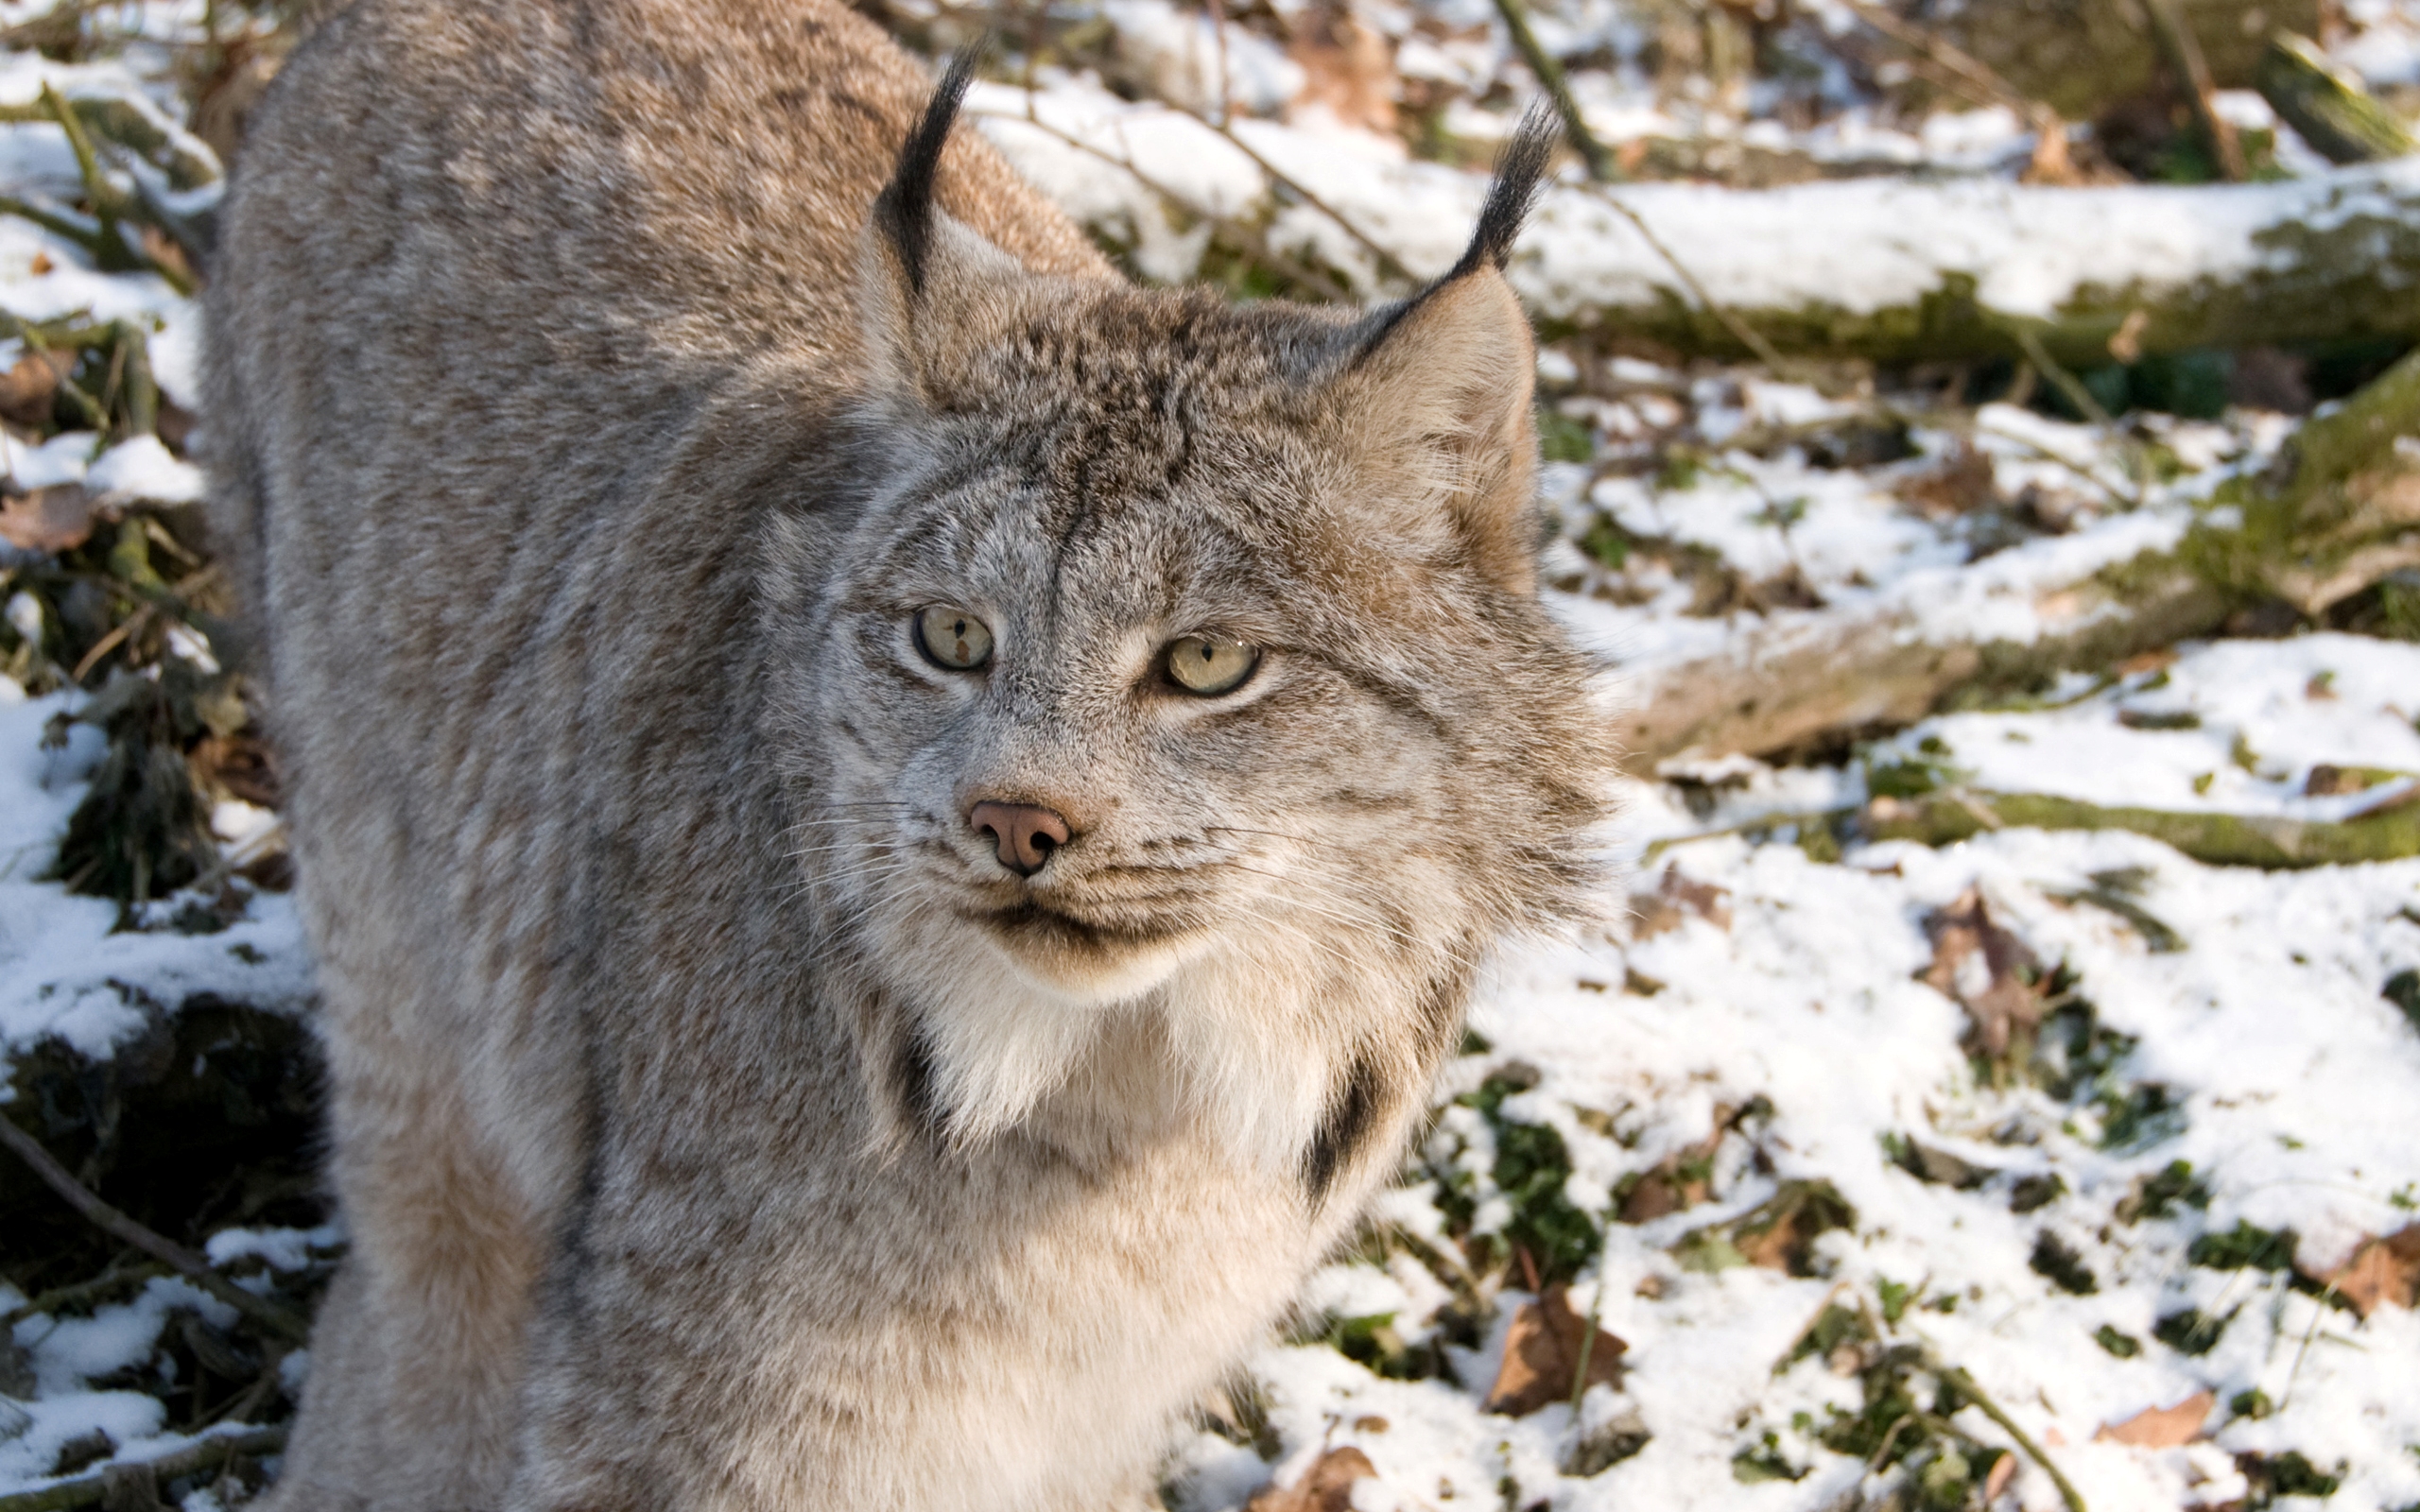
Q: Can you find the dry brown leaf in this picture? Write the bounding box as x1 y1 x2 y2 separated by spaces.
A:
1630 864 1733 940
2319 1225 2420 1318
1287 0 1397 134
1244 1446 1376 1512
1618 1114 1728 1223
1731 1181 1856 1275
0 482 97 553
1923 886 2046 1059
1984 1449 2017 1501
1483 1283 1628 1417
0 346 71 428
2115 648 2179 676
2095 1390 2214 1448
2304 763 2367 797
1899 443 1997 518
1618 1154 1711 1223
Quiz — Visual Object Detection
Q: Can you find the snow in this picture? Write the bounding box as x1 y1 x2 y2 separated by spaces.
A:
0 690 315 1062
976 75 2420 323
1181 827 2420 1512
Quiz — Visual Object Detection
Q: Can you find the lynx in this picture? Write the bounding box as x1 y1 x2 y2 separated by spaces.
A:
205 0 1612 1505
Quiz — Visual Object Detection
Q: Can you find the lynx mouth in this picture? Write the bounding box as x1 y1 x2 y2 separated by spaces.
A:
968 899 1200 958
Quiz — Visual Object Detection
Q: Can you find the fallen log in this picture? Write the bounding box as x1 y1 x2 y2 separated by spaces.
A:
980 86 2420 366
2255 32 2416 166
1927 0 2314 122
1606 529 2225 770
1863 788 2420 868
1515 163 2420 367
1608 347 2420 768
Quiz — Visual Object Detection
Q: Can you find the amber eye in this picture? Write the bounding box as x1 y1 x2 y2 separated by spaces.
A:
1164 634 1258 696
914 606 993 670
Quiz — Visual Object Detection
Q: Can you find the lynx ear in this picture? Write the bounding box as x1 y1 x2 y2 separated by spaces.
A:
856 51 1031 402
1332 108 1557 594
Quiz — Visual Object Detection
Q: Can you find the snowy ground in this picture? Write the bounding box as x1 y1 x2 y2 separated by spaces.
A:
4 1 2420 1509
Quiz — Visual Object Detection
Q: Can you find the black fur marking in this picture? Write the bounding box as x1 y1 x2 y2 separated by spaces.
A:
1304 1056 1382 1201
1347 100 1559 363
873 46 982 297
890 1024 945 1138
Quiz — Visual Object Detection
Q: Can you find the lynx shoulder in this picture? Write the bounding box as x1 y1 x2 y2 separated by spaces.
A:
205 1 1613 1505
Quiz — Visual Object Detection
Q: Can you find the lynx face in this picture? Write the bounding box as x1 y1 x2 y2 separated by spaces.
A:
767 274 1609 1153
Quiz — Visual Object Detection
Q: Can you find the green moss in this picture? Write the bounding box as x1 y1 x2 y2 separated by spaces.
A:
2154 1306 2232 1355
1730 1432 1806 1484
2189 1220 2298 1273
1862 788 2420 868
2122 1160 2211 1222
2388 969 2420 1035
2030 1230 2100 1296
1429 1071 1600 1284
2242 1450 2344 1503
1578 516 1633 571
2094 1325 2141 1358
1537 406 1595 464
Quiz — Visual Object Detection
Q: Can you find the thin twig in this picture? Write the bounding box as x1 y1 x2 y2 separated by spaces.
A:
1998 321 2155 505
0 1116 310 1344
2142 0 2246 180
1204 0 1233 129
1831 0 2075 178
36 82 196 294
0 1424 288 1512
1489 0 1616 180
1567 1275 1608 1415
1931 1360 2089 1512
1575 181 1805 384
971 106 1354 300
1833 0 2032 113
1148 95 1420 286
0 1260 165 1329
2003 321 2115 428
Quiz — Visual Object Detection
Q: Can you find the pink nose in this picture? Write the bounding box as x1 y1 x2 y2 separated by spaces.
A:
968 801 1072 878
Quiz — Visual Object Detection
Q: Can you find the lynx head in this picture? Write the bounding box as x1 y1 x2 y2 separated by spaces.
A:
766 67 1615 1169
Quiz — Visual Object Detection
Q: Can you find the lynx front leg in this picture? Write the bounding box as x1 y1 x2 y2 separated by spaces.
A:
268 971 548 1512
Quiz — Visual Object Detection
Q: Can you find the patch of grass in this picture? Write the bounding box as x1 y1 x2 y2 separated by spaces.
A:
2386 969 2420 1035
1577 515 1633 571
1427 1069 1600 1285
2240 1450 2344 1505
1537 405 1595 463
1781 1302 1869 1372
2118 1160 2210 1223
1679 1179 1857 1279
1304 1310 1446 1383
2093 1325 2140 1358
2153 1306 2233 1356
2097 1079 2188 1152
2009 1173 2066 1214
2189 1220 2297 1273
1730 1430 1805 1484
1863 736 1963 800
2030 1230 2099 1295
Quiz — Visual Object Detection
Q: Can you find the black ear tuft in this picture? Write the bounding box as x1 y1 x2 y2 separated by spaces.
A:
1445 100 1558 283
873 46 983 297
1345 99 1556 366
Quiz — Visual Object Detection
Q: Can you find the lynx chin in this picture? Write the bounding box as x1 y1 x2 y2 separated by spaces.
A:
204 0 1616 1504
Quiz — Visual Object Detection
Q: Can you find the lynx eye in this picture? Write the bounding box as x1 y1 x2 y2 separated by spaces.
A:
913 606 993 671
1163 634 1258 696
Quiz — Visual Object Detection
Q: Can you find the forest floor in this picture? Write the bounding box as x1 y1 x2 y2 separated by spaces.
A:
3 1 2419 1510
